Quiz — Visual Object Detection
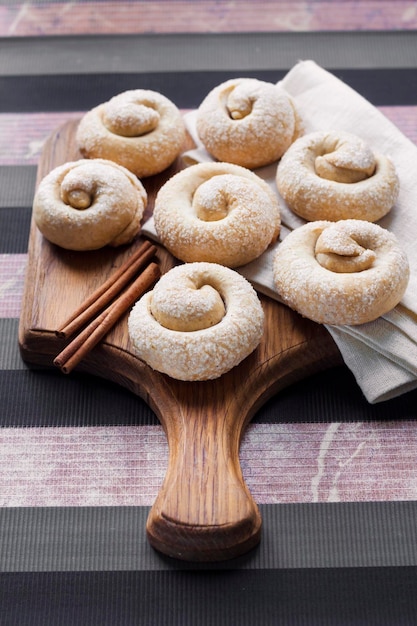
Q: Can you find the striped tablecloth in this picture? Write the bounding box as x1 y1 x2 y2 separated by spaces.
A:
1 9 417 623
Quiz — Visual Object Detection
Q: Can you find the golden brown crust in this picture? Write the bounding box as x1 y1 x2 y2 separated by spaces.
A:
196 78 302 169
153 161 281 268
276 131 399 222
273 220 409 326
76 89 186 178
128 262 264 380
33 159 147 250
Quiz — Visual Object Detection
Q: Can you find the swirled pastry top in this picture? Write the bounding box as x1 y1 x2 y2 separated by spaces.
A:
76 89 186 178
153 162 281 268
273 219 409 326
33 159 147 250
196 78 302 169
128 262 264 381
276 130 399 222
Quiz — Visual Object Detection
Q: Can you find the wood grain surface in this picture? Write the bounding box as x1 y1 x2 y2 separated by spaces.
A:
19 119 342 561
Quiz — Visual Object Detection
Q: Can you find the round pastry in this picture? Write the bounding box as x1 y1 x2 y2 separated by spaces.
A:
273 219 409 326
33 159 147 250
76 89 186 178
128 262 264 381
196 78 302 169
276 130 399 222
153 161 281 268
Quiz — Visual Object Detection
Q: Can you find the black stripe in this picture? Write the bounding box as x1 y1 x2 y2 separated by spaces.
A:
2 365 417 427
1 567 417 625
1 68 417 113
0 369 158 427
0 320 27 370
2 502 417 573
0 206 32 252
0 70 284 112
0 166 36 252
0 166 37 208
258 365 417 424
2 32 416 76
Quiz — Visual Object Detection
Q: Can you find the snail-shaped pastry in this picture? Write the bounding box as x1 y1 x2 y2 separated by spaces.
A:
273 220 409 326
128 262 264 381
196 78 302 169
153 162 281 268
76 89 186 178
276 131 399 222
33 159 147 250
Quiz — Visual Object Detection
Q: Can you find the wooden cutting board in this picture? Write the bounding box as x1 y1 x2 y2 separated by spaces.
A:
19 119 342 562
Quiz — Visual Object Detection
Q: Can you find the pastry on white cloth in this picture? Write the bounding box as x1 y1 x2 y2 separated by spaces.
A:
273 220 409 325
142 61 417 403
276 130 399 222
153 161 280 268
195 77 302 169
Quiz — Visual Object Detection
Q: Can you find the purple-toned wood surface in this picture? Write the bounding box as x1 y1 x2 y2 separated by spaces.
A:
2 421 417 508
1 1 416 36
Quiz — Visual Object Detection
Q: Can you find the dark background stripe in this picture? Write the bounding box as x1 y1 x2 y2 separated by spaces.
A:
1 68 417 113
0 206 33 252
1 567 417 625
2 502 417 572
0 167 37 208
1 32 417 76
0 368 159 427
2 365 417 427
0 319 26 370
0 167 36 253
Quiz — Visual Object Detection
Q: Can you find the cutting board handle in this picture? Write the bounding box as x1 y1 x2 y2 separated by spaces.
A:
146 381 262 561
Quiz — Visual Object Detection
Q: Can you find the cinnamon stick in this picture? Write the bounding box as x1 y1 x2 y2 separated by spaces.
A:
56 239 157 339
54 261 160 374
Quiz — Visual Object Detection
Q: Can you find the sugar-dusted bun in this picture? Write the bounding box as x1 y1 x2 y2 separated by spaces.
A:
153 162 280 268
276 131 399 222
33 159 147 250
273 220 409 326
196 78 302 169
76 89 186 178
128 262 264 381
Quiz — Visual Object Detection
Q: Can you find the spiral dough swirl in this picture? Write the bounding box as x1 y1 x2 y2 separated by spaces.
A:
196 78 302 169
76 89 186 178
276 131 399 222
33 159 147 250
128 262 264 381
153 162 281 268
273 220 409 326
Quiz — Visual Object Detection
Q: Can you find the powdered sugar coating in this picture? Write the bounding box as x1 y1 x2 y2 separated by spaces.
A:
196 78 302 169
276 131 399 222
153 161 281 268
76 89 185 178
128 262 264 381
33 159 147 250
273 220 409 326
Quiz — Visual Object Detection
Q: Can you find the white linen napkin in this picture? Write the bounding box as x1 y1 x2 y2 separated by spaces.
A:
142 60 417 403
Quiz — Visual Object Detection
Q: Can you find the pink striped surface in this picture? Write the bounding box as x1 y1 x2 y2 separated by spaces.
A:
2 421 417 507
0 113 83 166
0 254 26 318
0 1 416 36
